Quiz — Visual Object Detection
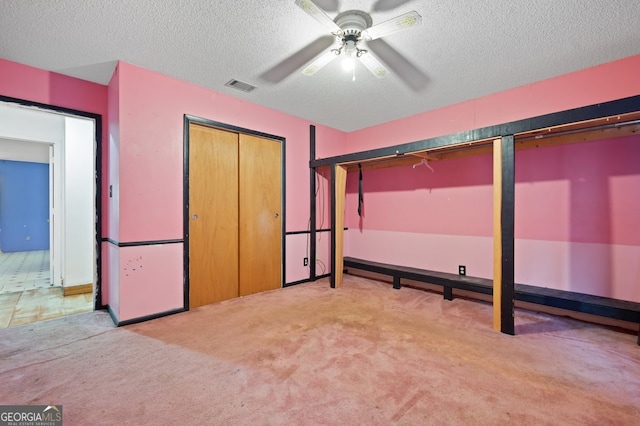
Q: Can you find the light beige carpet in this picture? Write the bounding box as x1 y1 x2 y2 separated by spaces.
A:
1 275 638 425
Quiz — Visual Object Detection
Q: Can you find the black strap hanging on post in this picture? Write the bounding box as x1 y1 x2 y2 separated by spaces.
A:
358 164 363 217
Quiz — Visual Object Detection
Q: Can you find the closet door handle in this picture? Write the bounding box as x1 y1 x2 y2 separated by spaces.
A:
191 214 199 220
274 213 279 218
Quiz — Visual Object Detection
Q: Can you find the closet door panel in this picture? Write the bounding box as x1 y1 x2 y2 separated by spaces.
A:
189 124 239 307
238 134 282 296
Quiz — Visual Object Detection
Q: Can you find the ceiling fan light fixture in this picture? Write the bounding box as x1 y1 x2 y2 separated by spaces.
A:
341 56 355 72
343 39 357 56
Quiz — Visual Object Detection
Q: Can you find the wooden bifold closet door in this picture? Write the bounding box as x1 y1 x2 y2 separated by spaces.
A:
188 124 282 308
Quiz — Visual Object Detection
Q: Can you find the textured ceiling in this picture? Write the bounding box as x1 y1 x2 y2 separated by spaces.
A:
1 0 640 132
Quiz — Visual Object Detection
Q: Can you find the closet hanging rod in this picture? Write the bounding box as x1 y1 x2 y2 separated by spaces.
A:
517 118 640 142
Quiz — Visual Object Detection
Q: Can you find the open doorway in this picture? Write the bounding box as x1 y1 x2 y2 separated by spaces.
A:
0 101 99 328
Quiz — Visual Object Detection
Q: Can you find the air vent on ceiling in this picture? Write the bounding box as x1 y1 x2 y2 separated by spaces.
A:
225 79 256 93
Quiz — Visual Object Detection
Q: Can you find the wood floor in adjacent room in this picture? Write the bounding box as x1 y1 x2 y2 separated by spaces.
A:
1 275 638 425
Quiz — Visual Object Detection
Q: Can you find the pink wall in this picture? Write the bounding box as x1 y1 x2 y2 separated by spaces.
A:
117 244 184 321
0 59 109 305
107 64 120 243
315 125 350 160
347 136 640 246
515 136 640 246
346 55 640 152
0 59 109 230
0 58 346 322
4 51 639 321
0 59 108 119
105 242 119 315
347 155 493 236
110 61 346 320
334 54 640 302
116 61 345 242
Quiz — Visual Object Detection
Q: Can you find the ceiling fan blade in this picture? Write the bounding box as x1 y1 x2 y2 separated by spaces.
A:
295 0 342 35
301 49 337 76
367 38 429 91
371 0 412 12
362 11 422 41
312 0 339 12
359 52 388 79
261 36 335 83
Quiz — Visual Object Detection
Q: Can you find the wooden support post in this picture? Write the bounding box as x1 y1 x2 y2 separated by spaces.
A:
309 125 316 281
493 136 515 335
330 164 347 288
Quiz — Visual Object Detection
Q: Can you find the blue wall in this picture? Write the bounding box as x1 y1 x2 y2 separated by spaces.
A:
0 160 50 252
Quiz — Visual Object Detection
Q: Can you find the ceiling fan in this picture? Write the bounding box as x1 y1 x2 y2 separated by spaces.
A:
261 0 429 90
295 0 421 79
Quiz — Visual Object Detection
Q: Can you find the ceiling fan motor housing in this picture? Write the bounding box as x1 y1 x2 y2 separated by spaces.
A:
334 10 372 35
334 10 372 56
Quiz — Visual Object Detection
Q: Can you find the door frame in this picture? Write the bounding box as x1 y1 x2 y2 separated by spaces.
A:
0 95 104 310
183 114 286 310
